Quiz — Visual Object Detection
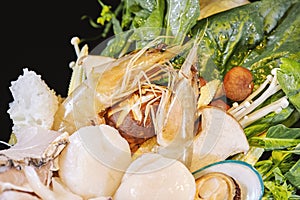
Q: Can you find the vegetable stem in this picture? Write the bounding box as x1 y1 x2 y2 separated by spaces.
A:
240 96 289 128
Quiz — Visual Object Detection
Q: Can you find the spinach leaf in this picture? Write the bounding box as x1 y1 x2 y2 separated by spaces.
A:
99 30 133 57
256 148 300 198
130 0 165 49
282 110 300 128
277 58 300 113
263 168 294 200
165 0 200 45
122 0 157 29
267 124 300 139
192 2 264 81
285 159 300 190
249 137 300 150
98 0 201 57
100 0 165 57
261 151 295 180
249 124 300 150
233 0 300 88
255 159 273 177
253 128 300 195
191 0 300 87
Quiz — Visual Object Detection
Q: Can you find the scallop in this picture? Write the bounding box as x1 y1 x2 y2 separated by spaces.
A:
113 153 196 200
192 160 264 200
58 124 132 199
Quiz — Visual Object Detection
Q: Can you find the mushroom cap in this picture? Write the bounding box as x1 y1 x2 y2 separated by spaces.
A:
191 106 249 172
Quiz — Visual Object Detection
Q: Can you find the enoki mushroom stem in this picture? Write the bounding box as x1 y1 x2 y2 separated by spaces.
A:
228 68 289 128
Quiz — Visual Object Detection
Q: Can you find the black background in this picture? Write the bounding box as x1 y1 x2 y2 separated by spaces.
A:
0 0 119 145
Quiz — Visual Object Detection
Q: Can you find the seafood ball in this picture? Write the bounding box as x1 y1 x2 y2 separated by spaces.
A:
223 66 254 102
114 153 196 200
58 124 132 199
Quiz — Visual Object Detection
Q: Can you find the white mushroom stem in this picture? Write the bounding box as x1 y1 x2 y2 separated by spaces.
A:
71 37 81 57
228 74 273 114
229 68 282 121
68 37 89 95
69 61 76 69
239 96 289 128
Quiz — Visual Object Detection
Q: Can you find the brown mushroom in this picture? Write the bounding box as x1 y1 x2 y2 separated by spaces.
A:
223 66 254 102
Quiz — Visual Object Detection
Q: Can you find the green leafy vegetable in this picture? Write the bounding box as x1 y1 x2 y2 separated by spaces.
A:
191 0 300 86
249 124 300 150
285 159 300 190
98 0 167 57
267 124 300 139
99 30 132 57
192 2 264 81
85 0 201 57
253 125 300 198
250 137 300 151
256 151 300 199
164 0 200 44
277 58 300 113
263 168 294 200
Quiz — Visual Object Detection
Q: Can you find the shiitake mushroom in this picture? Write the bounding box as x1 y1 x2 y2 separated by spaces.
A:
104 95 159 153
